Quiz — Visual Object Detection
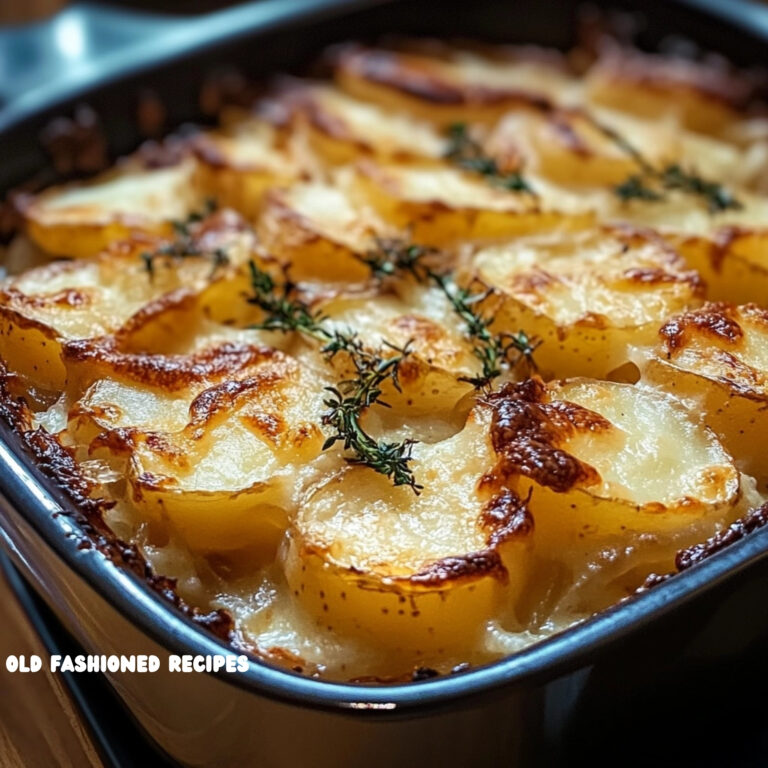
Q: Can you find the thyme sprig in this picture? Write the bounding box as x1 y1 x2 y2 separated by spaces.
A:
616 163 742 213
445 123 535 194
141 198 229 279
591 118 742 213
361 239 539 388
247 261 422 493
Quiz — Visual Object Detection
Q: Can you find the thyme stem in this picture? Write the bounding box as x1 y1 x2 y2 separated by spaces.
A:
141 198 229 279
445 123 535 195
361 239 539 388
247 261 422 493
587 116 742 213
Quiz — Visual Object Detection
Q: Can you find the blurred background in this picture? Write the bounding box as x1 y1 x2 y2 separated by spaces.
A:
0 0 244 24
1 0 66 24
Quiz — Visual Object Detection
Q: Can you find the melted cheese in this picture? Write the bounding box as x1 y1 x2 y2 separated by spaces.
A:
5 38 768 680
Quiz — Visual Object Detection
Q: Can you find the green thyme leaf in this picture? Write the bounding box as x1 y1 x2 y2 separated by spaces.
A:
141 198 229 279
247 261 422 493
445 123 535 195
588 115 742 213
362 238 539 388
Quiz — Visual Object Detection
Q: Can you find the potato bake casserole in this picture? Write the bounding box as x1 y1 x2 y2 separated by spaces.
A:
3 38 768 681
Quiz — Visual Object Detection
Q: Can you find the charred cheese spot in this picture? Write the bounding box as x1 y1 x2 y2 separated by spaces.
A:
645 303 768 488
468 227 703 378
284 408 532 650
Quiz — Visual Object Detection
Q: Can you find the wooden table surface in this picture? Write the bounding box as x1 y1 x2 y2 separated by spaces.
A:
0 567 101 768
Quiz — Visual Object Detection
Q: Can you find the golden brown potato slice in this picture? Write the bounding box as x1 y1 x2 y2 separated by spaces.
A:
486 108 641 188
466 226 703 378
23 160 200 258
484 378 742 571
0 212 257 391
642 303 768 490
585 47 753 136
673 225 768 305
275 80 448 164
333 43 577 125
256 173 392 282
69 346 328 552
314 280 481 424
193 119 306 220
284 405 533 652
352 160 595 245
603 189 768 304
488 106 765 191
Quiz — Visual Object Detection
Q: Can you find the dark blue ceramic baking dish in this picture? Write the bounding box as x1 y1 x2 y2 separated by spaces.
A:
2 1 768 765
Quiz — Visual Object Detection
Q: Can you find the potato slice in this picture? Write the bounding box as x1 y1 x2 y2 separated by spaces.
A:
70 348 328 552
585 47 752 136
333 44 577 124
23 160 200 258
488 106 762 191
602 188 768 304
486 109 641 189
193 119 304 220
673 226 768 306
314 281 480 427
484 378 741 569
467 226 703 378
0 213 256 391
284 405 532 652
642 303 768 490
352 160 595 245
278 81 448 164
256 174 390 282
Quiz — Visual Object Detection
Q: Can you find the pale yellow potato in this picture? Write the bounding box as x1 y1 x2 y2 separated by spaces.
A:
352 160 595 245
23 160 200 258
193 119 305 220
486 109 640 188
256 174 391 282
466 227 703 378
70 349 329 552
284 406 532 652
673 226 768 305
485 378 741 569
0 255 181 390
488 106 764 191
0 213 257 391
585 47 751 136
333 43 578 125
315 280 480 419
642 303 768 490
276 80 448 164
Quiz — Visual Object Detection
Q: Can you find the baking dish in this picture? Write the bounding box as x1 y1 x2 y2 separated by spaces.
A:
3 0 768 765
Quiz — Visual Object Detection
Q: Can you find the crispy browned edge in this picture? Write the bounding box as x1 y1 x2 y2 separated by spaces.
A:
638 502 768 593
0 362 235 642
